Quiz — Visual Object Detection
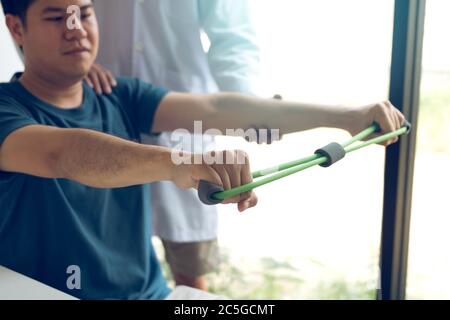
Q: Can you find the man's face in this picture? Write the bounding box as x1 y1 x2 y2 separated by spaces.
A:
18 0 98 82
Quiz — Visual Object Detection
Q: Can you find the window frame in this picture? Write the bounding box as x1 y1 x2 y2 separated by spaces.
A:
380 0 426 300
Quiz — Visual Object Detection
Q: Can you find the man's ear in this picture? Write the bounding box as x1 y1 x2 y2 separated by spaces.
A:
5 14 26 48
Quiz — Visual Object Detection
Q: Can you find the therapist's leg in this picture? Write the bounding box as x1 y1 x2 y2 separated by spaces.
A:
174 273 207 291
162 239 220 291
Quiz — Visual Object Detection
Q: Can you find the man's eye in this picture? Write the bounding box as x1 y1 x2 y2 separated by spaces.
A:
45 17 64 21
81 14 92 20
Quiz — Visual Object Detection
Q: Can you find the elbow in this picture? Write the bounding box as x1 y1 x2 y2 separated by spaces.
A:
49 130 80 181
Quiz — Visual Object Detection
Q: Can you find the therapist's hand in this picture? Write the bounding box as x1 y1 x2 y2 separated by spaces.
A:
84 63 117 95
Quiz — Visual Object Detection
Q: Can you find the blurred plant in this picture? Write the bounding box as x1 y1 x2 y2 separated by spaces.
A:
206 250 304 299
418 73 450 155
313 278 377 300
153 237 379 300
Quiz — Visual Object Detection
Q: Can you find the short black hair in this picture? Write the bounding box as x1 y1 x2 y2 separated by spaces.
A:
1 0 36 23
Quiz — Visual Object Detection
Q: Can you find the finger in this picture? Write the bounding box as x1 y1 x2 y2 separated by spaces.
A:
389 107 400 144
375 102 396 145
97 67 112 94
391 106 400 129
222 151 242 204
84 77 94 88
386 101 402 130
214 166 239 204
90 72 103 94
381 102 397 133
106 70 117 87
238 151 253 202
389 102 405 144
395 108 406 127
238 192 258 212
227 151 242 189
211 164 232 191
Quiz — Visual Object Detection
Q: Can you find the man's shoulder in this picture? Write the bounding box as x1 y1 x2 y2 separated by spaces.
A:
110 77 141 98
114 76 146 90
111 77 169 103
0 72 23 97
0 82 23 104
114 77 169 91
115 76 139 86
0 82 18 94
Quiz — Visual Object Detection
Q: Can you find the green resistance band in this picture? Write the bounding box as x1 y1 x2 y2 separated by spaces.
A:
198 121 412 205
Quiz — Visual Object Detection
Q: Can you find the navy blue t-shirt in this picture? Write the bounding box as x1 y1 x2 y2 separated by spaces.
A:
0 77 170 299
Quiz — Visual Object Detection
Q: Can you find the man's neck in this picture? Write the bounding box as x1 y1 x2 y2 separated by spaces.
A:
19 70 84 109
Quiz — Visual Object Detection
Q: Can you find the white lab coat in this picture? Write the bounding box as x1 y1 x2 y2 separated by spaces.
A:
95 0 260 242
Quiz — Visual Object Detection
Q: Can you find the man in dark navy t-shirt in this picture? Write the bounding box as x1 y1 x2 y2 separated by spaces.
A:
0 76 173 299
0 0 405 299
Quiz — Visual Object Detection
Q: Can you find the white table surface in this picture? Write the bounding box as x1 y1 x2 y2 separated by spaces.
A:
0 266 77 300
0 266 227 300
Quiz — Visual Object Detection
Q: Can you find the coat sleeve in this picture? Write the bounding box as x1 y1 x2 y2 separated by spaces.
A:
198 0 261 95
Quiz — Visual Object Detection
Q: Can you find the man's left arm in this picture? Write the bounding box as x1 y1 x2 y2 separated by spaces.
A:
199 0 260 94
152 92 406 147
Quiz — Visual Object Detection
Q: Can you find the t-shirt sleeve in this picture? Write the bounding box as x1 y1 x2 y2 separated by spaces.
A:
0 96 38 147
0 96 38 180
113 77 169 134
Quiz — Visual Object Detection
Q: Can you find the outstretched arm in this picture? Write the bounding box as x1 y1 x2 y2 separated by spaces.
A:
0 125 257 211
153 92 406 146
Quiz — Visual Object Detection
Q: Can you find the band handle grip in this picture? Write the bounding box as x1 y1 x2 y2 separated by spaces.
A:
198 180 224 205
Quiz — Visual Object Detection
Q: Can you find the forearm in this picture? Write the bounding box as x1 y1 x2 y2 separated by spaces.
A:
55 128 175 188
205 93 352 136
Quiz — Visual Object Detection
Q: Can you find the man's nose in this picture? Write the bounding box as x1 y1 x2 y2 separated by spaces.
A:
64 16 88 41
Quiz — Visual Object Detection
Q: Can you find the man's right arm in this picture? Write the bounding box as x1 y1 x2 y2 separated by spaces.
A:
0 125 258 211
0 125 175 188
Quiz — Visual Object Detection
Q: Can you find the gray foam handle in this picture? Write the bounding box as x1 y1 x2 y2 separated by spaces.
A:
315 142 346 168
404 121 412 134
198 180 224 205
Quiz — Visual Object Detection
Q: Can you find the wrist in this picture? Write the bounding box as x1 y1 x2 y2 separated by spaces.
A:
165 149 198 187
145 146 178 183
333 105 358 134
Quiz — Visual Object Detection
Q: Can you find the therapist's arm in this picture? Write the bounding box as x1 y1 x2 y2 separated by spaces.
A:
199 0 260 94
152 92 406 146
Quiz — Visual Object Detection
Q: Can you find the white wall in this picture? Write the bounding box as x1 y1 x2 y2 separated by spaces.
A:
0 4 24 82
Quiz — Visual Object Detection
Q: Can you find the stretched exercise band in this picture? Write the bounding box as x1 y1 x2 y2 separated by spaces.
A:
198 121 412 205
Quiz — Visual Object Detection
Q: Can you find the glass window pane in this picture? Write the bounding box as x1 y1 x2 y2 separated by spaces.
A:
407 0 450 300
211 0 395 299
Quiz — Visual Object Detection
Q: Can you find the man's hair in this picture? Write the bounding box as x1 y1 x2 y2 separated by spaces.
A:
1 0 36 23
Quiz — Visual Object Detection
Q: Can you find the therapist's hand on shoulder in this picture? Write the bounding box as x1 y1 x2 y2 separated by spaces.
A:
85 63 117 95
171 150 258 212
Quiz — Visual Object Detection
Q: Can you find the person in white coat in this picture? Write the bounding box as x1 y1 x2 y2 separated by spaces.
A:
91 0 260 290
